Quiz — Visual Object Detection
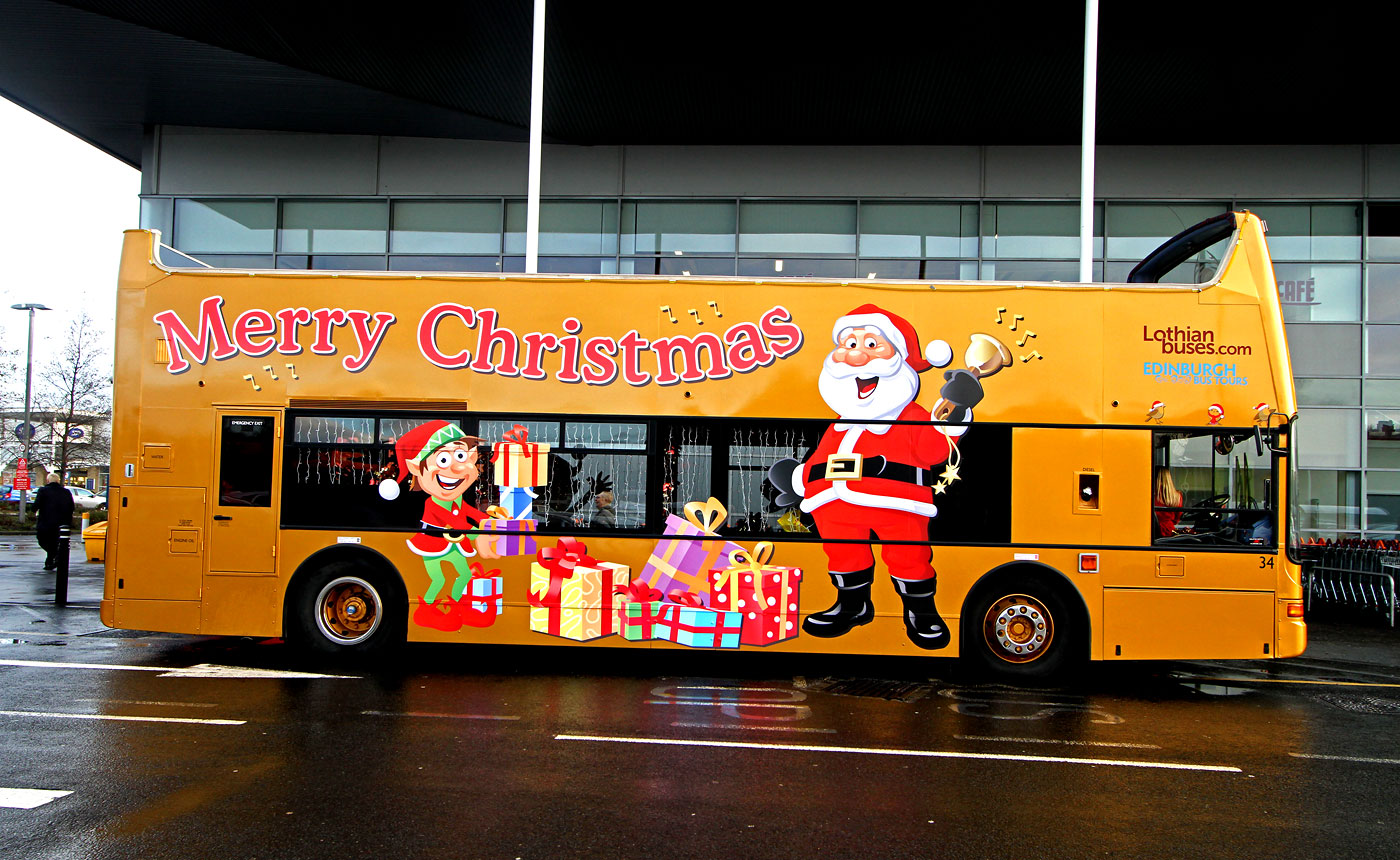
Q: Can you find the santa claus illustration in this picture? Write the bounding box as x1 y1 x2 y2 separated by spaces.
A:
767 304 985 650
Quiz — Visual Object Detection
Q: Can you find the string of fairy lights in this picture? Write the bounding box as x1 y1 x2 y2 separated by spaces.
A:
289 415 813 532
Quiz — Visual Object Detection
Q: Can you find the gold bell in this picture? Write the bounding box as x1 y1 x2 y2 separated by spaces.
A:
965 333 1013 379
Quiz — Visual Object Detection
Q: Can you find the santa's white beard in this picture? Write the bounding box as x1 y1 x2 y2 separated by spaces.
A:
818 352 921 422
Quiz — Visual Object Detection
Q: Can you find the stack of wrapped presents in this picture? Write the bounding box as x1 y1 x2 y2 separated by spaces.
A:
479 424 545 556
526 498 802 650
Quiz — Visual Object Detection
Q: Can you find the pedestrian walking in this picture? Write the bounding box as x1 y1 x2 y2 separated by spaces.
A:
35 473 74 570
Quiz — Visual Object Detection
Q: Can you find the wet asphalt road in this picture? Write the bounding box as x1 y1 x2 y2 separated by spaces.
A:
2 597 1400 860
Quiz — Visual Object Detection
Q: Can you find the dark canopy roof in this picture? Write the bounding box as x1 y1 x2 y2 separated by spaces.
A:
0 0 1380 167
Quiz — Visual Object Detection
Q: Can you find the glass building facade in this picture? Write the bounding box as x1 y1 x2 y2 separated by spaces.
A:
140 195 1396 542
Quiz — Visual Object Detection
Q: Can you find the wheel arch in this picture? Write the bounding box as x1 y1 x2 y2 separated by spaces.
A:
961 561 1092 661
281 544 408 638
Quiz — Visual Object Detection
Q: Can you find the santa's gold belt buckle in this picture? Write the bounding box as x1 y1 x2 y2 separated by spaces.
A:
826 453 864 481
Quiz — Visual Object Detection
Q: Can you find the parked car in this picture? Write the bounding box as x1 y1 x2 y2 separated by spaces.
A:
68 486 107 511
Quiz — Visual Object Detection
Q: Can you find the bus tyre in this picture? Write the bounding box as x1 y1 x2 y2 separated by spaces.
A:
965 576 1080 681
291 562 404 657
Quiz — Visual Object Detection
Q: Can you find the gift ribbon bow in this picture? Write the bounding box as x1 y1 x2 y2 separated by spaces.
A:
668 590 706 608
682 497 729 535
615 581 664 603
503 424 530 444
528 537 596 609
462 562 502 628
485 505 511 520
715 541 776 605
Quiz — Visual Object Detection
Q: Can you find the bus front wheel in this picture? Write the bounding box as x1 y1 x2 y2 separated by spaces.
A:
965 575 1080 680
290 562 404 657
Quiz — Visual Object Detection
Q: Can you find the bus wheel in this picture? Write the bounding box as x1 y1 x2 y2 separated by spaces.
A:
966 577 1078 680
292 562 403 657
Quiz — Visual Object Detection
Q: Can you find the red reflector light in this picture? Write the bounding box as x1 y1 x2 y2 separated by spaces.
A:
1078 553 1099 573
1287 603 1305 618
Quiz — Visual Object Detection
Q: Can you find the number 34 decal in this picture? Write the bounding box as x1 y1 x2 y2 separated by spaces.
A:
1258 556 1275 568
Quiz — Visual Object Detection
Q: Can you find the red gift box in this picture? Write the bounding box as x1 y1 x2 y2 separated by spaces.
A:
708 541 803 647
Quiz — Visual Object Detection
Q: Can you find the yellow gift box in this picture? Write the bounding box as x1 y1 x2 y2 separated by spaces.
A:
529 554 630 641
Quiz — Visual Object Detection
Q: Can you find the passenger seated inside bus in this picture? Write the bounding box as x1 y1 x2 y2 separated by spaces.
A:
1153 467 1184 538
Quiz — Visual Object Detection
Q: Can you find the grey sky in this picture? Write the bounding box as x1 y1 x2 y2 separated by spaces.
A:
0 97 139 378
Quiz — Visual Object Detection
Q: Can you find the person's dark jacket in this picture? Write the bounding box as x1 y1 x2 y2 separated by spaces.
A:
34 482 74 531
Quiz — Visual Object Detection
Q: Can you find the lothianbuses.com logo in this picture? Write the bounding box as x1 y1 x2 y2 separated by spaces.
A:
1141 325 1252 356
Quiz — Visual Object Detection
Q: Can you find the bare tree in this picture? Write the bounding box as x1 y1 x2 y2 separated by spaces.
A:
37 313 112 482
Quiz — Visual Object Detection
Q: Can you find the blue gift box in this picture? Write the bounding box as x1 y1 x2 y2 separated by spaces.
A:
654 603 742 649
469 574 504 615
497 486 537 520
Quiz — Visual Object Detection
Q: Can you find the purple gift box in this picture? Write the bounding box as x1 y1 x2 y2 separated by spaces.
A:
636 510 745 608
479 517 538 556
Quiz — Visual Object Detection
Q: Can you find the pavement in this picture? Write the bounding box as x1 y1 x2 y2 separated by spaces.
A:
0 532 1395 671
0 534 105 608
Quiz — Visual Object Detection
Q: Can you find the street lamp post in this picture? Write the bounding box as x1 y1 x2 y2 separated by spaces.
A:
10 303 50 526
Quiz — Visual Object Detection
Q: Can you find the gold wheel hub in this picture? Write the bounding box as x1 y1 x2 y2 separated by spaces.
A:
315 577 382 644
982 593 1054 664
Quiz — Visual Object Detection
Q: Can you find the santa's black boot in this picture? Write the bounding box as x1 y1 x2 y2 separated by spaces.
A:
802 567 875 638
893 577 951 650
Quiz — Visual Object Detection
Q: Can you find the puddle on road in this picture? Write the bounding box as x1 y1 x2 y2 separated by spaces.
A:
1180 682 1255 697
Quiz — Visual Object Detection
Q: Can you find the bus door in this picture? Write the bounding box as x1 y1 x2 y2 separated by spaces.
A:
209 411 282 575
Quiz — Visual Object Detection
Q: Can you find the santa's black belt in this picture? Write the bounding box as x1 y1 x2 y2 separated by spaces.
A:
807 455 936 486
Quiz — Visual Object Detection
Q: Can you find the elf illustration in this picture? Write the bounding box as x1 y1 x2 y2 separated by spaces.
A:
768 304 1007 650
378 420 498 631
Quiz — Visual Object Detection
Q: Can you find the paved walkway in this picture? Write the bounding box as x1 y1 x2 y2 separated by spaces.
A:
0 536 105 607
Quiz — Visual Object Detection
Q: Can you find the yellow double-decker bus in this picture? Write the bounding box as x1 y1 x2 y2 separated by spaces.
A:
102 211 1303 678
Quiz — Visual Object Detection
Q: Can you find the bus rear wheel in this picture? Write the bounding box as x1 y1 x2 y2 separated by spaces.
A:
965 576 1079 681
291 562 404 657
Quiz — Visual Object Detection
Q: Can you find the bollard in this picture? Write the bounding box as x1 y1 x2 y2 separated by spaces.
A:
55 524 70 608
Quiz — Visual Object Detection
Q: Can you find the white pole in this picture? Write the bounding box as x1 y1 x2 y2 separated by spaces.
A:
525 0 546 274
1079 0 1099 284
19 308 35 526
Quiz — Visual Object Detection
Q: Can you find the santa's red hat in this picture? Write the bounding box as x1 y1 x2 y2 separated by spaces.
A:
831 303 952 372
378 420 476 500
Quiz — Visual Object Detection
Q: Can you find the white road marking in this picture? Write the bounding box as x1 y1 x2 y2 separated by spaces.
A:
665 686 798 691
0 709 244 726
0 658 355 679
0 659 165 672
1290 752 1400 766
646 700 808 708
955 734 1161 750
158 664 357 680
76 698 219 709
361 710 520 721
555 734 1241 773
670 721 836 734
0 788 73 809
